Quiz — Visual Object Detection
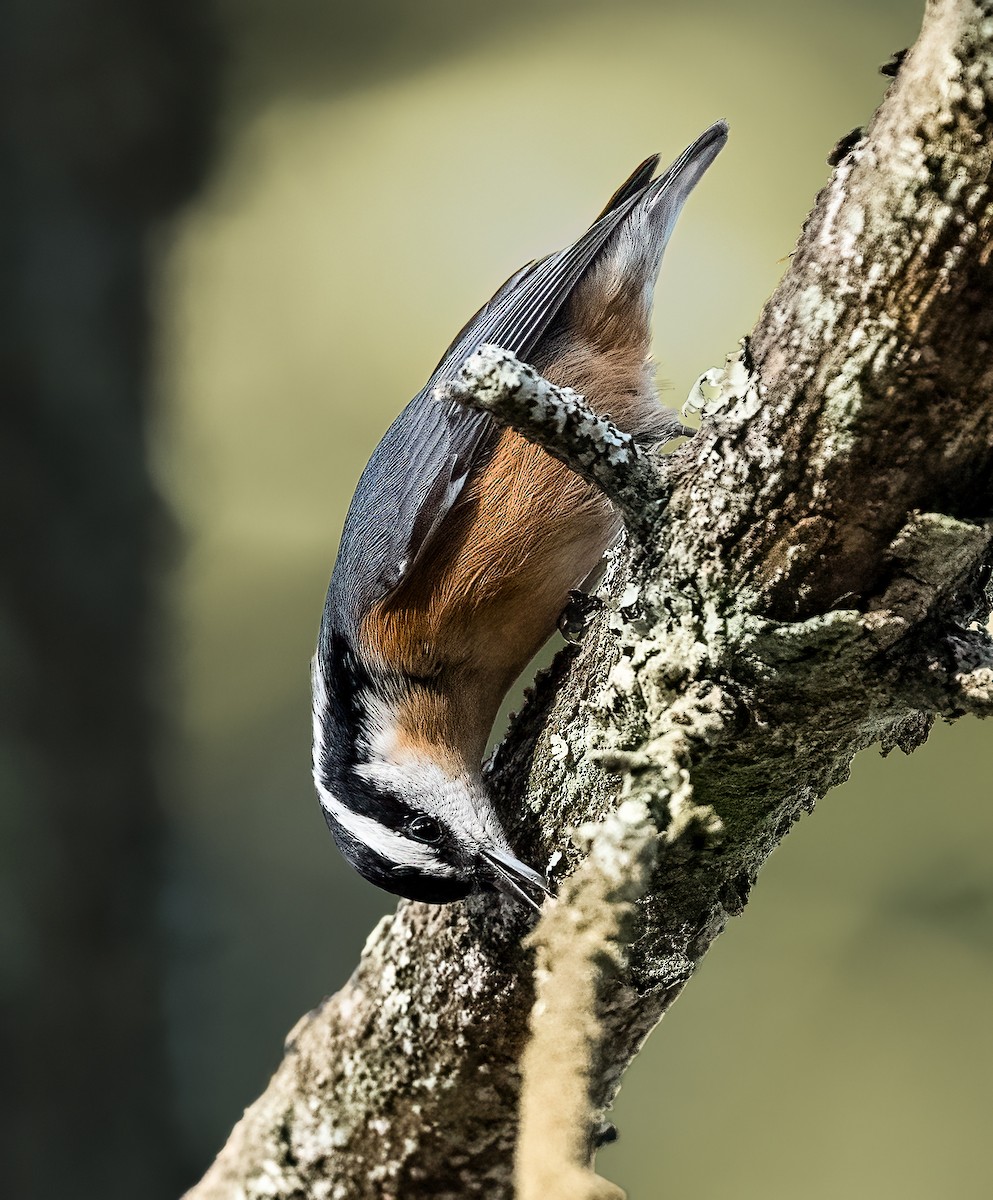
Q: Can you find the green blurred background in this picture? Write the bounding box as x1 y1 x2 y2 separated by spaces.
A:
5 0 991 1196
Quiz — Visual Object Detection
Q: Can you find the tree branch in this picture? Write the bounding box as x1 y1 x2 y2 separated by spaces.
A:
186 2 993 1196
515 801 656 1200
438 345 676 536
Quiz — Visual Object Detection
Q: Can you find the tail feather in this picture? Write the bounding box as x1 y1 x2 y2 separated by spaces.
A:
641 119 728 256
592 152 660 221
558 120 727 353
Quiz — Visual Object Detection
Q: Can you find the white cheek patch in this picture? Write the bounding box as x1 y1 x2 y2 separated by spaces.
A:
355 757 506 846
356 688 405 763
315 782 456 877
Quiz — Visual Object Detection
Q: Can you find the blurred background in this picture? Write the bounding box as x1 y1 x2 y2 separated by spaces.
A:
3 0 990 1197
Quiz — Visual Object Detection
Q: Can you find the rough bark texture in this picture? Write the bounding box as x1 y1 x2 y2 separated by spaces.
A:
187 2 993 1197
0 4 215 1196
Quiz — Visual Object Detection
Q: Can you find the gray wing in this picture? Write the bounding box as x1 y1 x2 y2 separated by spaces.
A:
326 123 727 636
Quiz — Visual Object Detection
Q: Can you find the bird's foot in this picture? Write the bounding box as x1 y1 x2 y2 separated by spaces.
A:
558 590 602 644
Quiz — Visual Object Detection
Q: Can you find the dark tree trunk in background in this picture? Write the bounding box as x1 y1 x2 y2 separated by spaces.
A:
0 4 214 1195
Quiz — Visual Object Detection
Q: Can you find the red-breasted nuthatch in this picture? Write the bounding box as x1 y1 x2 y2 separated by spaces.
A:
312 121 727 910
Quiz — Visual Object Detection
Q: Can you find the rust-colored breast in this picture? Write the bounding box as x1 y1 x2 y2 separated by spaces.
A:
361 330 669 765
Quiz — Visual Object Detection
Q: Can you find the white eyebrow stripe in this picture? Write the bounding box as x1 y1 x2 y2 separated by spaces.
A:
310 654 328 768
314 780 456 876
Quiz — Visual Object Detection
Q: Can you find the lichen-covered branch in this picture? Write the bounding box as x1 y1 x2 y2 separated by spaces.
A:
186 3 993 1197
438 344 668 535
906 619 993 716
515 801 657 1200
952 663 993 714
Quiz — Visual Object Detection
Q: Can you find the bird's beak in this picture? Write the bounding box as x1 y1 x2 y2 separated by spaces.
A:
480 846 553 914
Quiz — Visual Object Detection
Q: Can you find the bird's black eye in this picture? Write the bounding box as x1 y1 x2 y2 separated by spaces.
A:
408 815 443 844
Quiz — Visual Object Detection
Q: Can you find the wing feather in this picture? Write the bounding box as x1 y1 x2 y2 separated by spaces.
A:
326 123 727 636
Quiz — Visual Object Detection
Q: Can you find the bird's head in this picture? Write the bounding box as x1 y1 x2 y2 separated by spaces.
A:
315 756 550 909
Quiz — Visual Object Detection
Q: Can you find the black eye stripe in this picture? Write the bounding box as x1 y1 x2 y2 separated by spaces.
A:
408 815 443 844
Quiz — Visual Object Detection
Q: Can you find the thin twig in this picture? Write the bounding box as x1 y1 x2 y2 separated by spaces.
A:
438 345 667 536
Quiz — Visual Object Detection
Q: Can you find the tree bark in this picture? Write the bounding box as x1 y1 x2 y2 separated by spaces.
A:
187 2 993 1196
0 4 215 1196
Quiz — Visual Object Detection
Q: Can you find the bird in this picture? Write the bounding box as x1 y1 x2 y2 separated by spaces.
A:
312 121 727 911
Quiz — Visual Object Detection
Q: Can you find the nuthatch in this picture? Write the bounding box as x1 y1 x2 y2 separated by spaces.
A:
312 122 727 910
